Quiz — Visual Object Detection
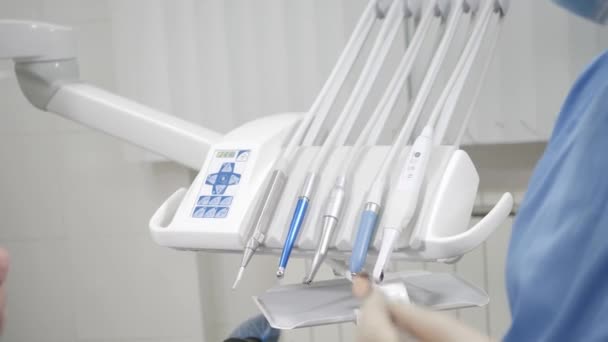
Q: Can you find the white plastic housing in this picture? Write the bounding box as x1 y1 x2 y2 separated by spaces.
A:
47 83 221 170
150 113 303 250
0 20 76 61
150 117 513 262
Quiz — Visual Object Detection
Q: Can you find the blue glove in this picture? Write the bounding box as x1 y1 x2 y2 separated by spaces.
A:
226 314 280 342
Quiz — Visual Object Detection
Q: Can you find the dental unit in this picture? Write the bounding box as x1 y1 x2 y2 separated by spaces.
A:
0 0 513 330
276 0 409 279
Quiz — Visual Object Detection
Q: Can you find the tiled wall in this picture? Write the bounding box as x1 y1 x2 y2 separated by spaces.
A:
0 1 203 341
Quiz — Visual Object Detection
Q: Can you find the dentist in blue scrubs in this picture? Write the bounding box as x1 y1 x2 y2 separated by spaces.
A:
354 1 608 341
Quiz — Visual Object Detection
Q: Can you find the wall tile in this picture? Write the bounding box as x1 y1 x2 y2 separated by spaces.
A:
41 0 110 25
0 239 77 342
0 133 67 240
68 235 202 341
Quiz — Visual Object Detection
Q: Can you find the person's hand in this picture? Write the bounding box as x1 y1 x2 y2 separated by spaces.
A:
353 274 491 342
0 248 8 333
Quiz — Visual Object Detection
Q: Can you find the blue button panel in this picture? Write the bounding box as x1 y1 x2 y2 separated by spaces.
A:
197 196 233 206
193 206 230 219
205 162 241 195
192 149 250 219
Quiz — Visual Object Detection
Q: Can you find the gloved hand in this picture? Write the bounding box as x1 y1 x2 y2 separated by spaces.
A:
225 314 280 342
0 248 9 334
353 275 492 342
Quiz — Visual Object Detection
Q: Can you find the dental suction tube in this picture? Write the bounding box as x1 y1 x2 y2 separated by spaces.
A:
231 0 378 289
372 0 503 281
350 0 467 277
277 0 407 279
303 1 438 285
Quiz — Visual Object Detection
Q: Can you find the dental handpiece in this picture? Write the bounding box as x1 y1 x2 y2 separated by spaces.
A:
277 0 406 279
231 0 379 289
302 1 439 285
372 0 498 282
350 0 466 276
371 125 433 281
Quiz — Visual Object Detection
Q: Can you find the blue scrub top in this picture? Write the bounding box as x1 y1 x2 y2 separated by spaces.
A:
505 49 608 341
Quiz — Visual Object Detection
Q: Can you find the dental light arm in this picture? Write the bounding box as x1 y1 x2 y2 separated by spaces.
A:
0 20 221 170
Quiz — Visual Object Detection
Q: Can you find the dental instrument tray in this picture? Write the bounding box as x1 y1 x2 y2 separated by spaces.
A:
254 271 488 329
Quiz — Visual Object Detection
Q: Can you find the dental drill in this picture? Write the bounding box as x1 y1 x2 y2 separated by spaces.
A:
372 0 504 281
276 0 408 279
231 0 379 289
302 0 437 285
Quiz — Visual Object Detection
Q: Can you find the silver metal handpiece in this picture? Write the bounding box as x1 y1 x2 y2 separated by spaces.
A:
232 169 287 289
303 177 346 284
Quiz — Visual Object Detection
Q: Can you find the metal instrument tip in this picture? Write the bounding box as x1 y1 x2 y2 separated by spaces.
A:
232 267 245 290
276 267 285 279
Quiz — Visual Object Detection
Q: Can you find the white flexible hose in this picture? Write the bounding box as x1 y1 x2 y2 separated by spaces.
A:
300 0 378 148
342 2 438 176
452 14 503 146
274 0 377 170
310 0 406 173
370 0 465 196
423 0 495 137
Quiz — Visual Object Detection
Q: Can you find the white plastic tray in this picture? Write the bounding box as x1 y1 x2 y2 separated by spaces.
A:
253 271 488 329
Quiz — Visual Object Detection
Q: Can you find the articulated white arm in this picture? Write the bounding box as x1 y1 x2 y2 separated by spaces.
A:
0 20 222 170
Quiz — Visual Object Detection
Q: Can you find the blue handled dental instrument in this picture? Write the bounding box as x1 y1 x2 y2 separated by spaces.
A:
350 0 466 276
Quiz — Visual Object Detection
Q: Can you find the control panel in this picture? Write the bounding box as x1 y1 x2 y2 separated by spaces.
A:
192 149 251 219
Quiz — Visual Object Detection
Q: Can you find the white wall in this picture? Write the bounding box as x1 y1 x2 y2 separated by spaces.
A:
0 1 203 342
1 0 607 341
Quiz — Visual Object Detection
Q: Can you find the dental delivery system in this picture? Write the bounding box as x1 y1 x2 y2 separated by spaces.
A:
1 0 513 330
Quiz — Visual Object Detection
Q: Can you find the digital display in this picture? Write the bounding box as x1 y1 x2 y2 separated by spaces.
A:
216 151 236 158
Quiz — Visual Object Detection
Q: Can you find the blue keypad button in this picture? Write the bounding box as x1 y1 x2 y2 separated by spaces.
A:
215 208 229 218
198 196 211 205
229 174 240 185
221 163 234 173
213 185 227 194
220 196 233 206
205 174 217 185
216 173 230 185
193 207 206 218
204 207 217 218
236 150 250 162
209 196 221 205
